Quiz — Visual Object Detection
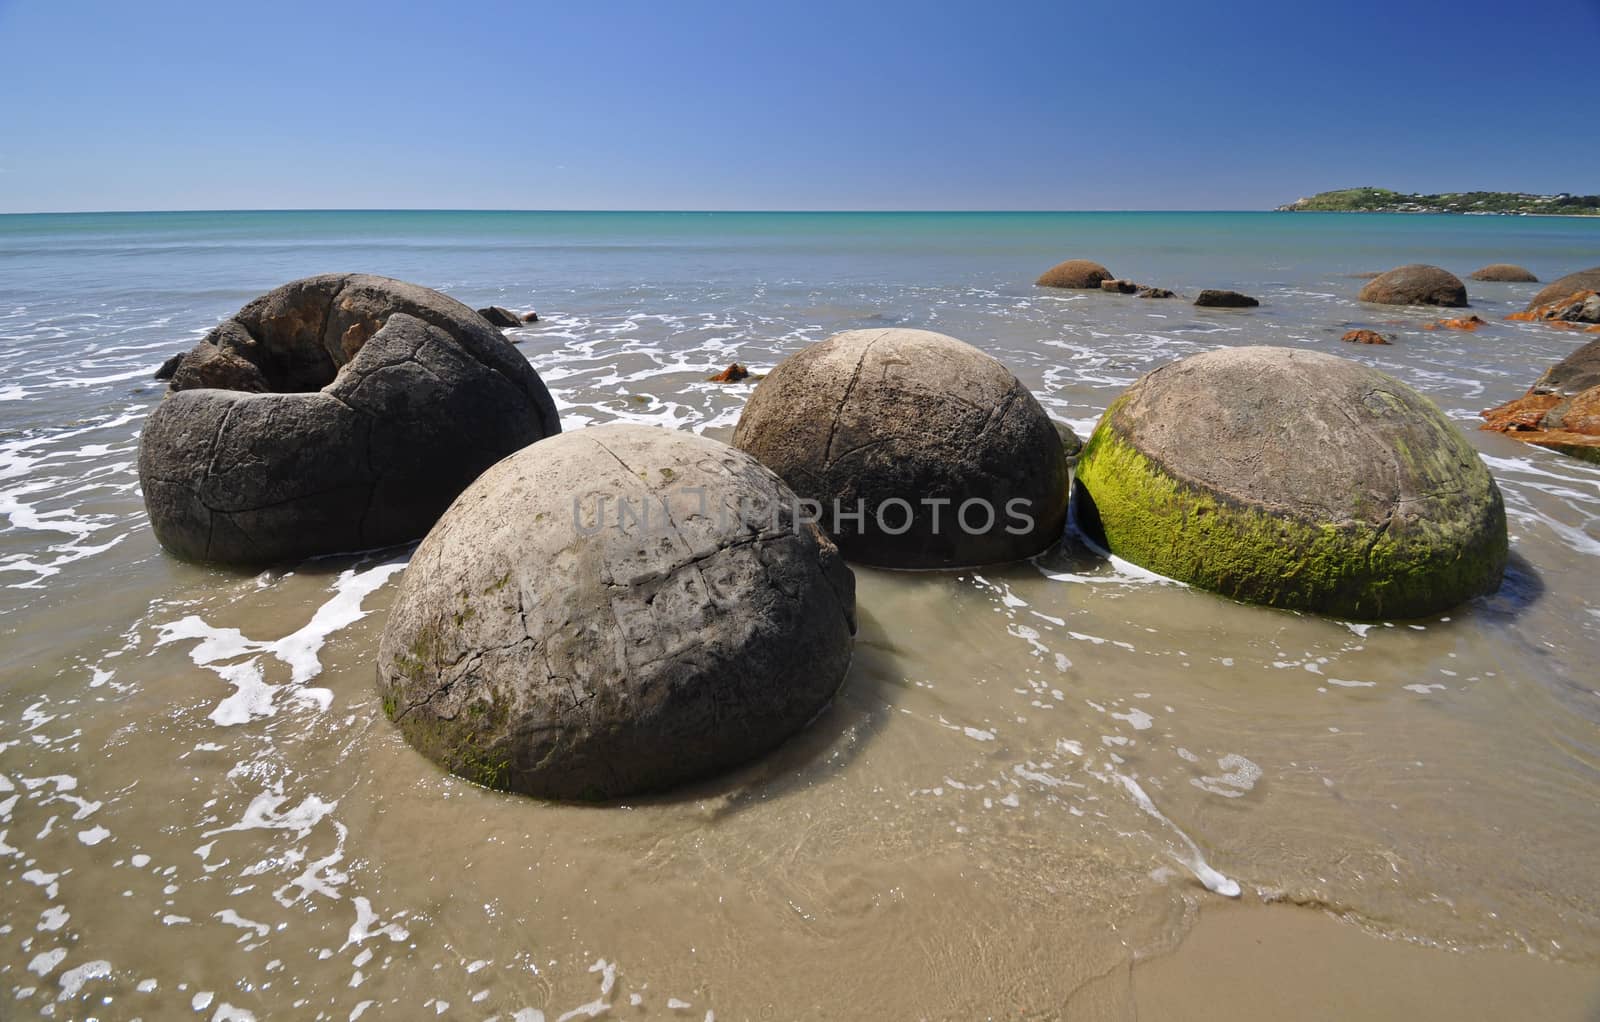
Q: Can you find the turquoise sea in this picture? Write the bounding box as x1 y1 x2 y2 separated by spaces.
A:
2 210 1599 1018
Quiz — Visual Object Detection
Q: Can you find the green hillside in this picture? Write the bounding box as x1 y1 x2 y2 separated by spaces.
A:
1278 187 1600 216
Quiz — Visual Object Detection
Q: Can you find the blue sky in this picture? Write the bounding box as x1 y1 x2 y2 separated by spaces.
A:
1 0 1597 212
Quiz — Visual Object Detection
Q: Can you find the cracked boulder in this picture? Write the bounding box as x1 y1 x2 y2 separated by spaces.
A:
1073 346 1507 619
376 423 856 800
138 274 561 564
731 328 1069 568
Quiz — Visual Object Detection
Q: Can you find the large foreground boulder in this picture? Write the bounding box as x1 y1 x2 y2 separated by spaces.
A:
1481 338 1600 463
1509 290 1600 326
139 274 561 564
1037 259 1114 289
1359 265 1469 307
1528 267 1600 310
1469 264 1538 283
377 424 856 800
1074 346 1507 619
731 329 1069 568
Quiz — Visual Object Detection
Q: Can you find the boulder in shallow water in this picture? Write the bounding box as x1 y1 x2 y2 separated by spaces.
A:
1036 259 1114 289
1194 289 1259 308
732 328 1069 568
1100 278 1139 294
1074 346 1507 619
708 362 750 383
377 424 856 800
1341 329 1392 345
1137 287 1176 299
1528 267 1600 310
1481 337 1600 462
1508 290 1600 326
1358 265 1469 307
520 310 540 323
139 274 561 564
1469 264 1538 283
476 306 523 328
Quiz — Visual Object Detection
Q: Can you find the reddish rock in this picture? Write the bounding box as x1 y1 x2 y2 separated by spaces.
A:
1480 337 1600 463
1100 279 1139 294
1341 329 1391 345
1507 290 1600 326
1469 264 1538 283
1527 268 1600 309
520 310 540 323
1423 315 1487 332
708 362 751 383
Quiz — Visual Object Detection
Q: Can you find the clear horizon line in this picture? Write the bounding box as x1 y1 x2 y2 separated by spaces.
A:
1 206 1287 217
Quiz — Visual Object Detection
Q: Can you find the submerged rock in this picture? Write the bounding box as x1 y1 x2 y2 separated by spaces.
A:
1036 259 1114 289
1100 278 1139 294
476 306 523 328
1136 287 1176 299
732 328 1068 568
1359 265 1469 307
1469 264 1538 283
376 424 856 800
1481 337 1600 463
1074 346 1507 619
708 362 750 383
139 274 560 564
1341 329 1392 345
1054 419 1084 464
520 310 540 323
1423 315 1488 331
1527 267 1600 310
1194 289 1259 308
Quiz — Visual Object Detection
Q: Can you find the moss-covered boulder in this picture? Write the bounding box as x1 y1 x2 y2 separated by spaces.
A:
377 424 856 801
1074 346 1507 619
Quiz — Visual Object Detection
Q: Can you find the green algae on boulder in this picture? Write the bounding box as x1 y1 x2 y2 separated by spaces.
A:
377 424 856 801
1073 346 1507 619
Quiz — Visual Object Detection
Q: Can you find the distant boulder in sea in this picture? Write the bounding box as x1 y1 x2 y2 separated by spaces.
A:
1194 289 1259 308
139 274 561 564
1036 259 1113 289
1469 264 1538 283
476 305 523 328
1073 346 1508 619
1359 264 1469 307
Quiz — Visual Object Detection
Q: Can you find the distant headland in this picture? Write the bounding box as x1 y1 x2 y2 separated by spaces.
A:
1277 187 1600 216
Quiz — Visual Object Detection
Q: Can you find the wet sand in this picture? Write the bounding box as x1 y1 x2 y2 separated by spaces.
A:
1129 901 1600 1021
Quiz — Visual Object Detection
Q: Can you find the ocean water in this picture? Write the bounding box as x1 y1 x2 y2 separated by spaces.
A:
1 210 1599 1018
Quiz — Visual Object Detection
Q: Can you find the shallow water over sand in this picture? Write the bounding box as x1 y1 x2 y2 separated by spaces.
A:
2 211 1599 1018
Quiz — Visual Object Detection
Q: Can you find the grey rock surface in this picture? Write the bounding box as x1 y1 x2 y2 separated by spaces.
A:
139 273 560 564
477 306 522 328
1528 267 1600 310
377 424 856 801
731 328 1068 568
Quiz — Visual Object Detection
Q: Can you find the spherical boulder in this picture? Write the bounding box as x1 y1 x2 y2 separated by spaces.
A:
1358 265 1469 307
1528 267 1600 310
377 424 856 800
1037 259 1114 289
731 329 1069 568
1073 346 1507 619
1469 264 1538 283
139 274 561 564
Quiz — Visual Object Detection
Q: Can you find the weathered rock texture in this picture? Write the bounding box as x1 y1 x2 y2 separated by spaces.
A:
1469 264 1538 283
1074 346 1507 619
732 329 1068 568
377 424 856 800
139 274 561 564
1195 290 1259 308
1528 268 1600 310
1508 290 1600 326
1101 279 1138 294
1481 337 1600 463
1036 260 1114 289
1359 265 1469 307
